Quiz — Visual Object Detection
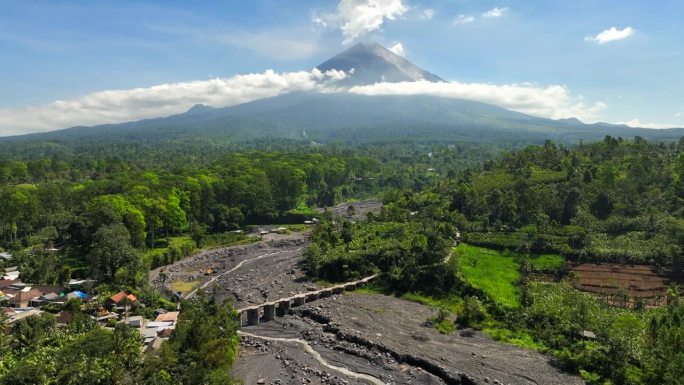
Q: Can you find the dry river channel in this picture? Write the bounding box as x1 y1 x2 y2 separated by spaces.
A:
150 202 584 385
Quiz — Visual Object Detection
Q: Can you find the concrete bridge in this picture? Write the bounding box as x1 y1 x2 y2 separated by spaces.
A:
238 275 378 326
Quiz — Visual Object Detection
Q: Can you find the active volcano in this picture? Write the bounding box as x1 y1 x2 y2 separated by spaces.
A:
316 42 443 86
2 43 682 148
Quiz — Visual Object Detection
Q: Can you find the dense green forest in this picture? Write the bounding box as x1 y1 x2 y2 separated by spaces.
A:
1 151 381 284
412 136 684 264
0 140 506 283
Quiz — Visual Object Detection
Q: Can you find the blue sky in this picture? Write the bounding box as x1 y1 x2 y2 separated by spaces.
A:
0 0 682 134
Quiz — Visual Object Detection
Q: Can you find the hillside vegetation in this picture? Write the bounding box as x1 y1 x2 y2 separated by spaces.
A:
442 136 684 264
305 137 684 385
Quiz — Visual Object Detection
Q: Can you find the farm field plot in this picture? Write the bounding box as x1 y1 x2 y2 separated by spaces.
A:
454 244 522 308
454 244 567 308
569 263 672 306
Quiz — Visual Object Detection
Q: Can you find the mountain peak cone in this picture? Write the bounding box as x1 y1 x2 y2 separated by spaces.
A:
316 42 443 86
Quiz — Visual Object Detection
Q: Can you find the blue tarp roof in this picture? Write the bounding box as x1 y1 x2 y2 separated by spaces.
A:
71 290 87 298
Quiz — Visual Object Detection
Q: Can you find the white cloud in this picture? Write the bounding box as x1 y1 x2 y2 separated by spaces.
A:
675 112 683 118
348 80 607 122
0 69 347 136
585 27 635 44
453 14 475 25
316 0 408 44
621 119 678 129
482 7 509 18
420 8 434 20
388 42 405 57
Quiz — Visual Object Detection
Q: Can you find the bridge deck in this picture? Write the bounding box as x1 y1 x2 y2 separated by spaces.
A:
237 274 378 313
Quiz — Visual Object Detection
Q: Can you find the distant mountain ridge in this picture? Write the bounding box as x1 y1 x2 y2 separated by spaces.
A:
1 42 682 146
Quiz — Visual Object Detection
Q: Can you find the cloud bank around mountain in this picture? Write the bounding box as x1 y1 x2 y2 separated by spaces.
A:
0 68 616 135
620 119 677 129
349 80 607 122
0 69 346 136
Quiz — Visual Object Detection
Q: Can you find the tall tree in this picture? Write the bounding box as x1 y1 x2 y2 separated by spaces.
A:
89 223 141 284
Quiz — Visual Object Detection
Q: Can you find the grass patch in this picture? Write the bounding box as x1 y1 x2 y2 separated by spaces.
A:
286 202 319 216
454 244 521 308
483 327 547 351
353 285 389 296
529 253 565 271
201 232 255 248
282 224 308 232
401 292 463 314
170 280 200 294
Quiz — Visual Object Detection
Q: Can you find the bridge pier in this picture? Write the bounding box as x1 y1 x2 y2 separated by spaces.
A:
277 299 291 316
246 308 260 326
238 275 378 327
292 296 306 307
263 304 275 321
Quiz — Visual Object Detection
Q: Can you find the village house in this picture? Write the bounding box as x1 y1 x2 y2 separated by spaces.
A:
142 311 180 350
125 315 144 328
4 308 42 325
154 311 179 323
93 306 118 325
65 290 88 301
106 291 138 311
9 288 42 308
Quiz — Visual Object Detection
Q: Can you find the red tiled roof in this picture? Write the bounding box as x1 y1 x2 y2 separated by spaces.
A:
110 291 126 303
110 291 137 304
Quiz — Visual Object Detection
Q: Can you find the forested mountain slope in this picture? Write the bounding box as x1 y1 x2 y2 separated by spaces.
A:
4 92 683 151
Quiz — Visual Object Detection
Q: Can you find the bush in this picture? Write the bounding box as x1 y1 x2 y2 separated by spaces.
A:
459 296 487 327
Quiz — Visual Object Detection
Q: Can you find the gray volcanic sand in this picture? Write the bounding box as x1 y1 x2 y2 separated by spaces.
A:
235 294 583 385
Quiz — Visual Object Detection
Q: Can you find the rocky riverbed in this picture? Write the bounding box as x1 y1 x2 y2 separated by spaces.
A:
150 232 315 307
234 294 584 385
